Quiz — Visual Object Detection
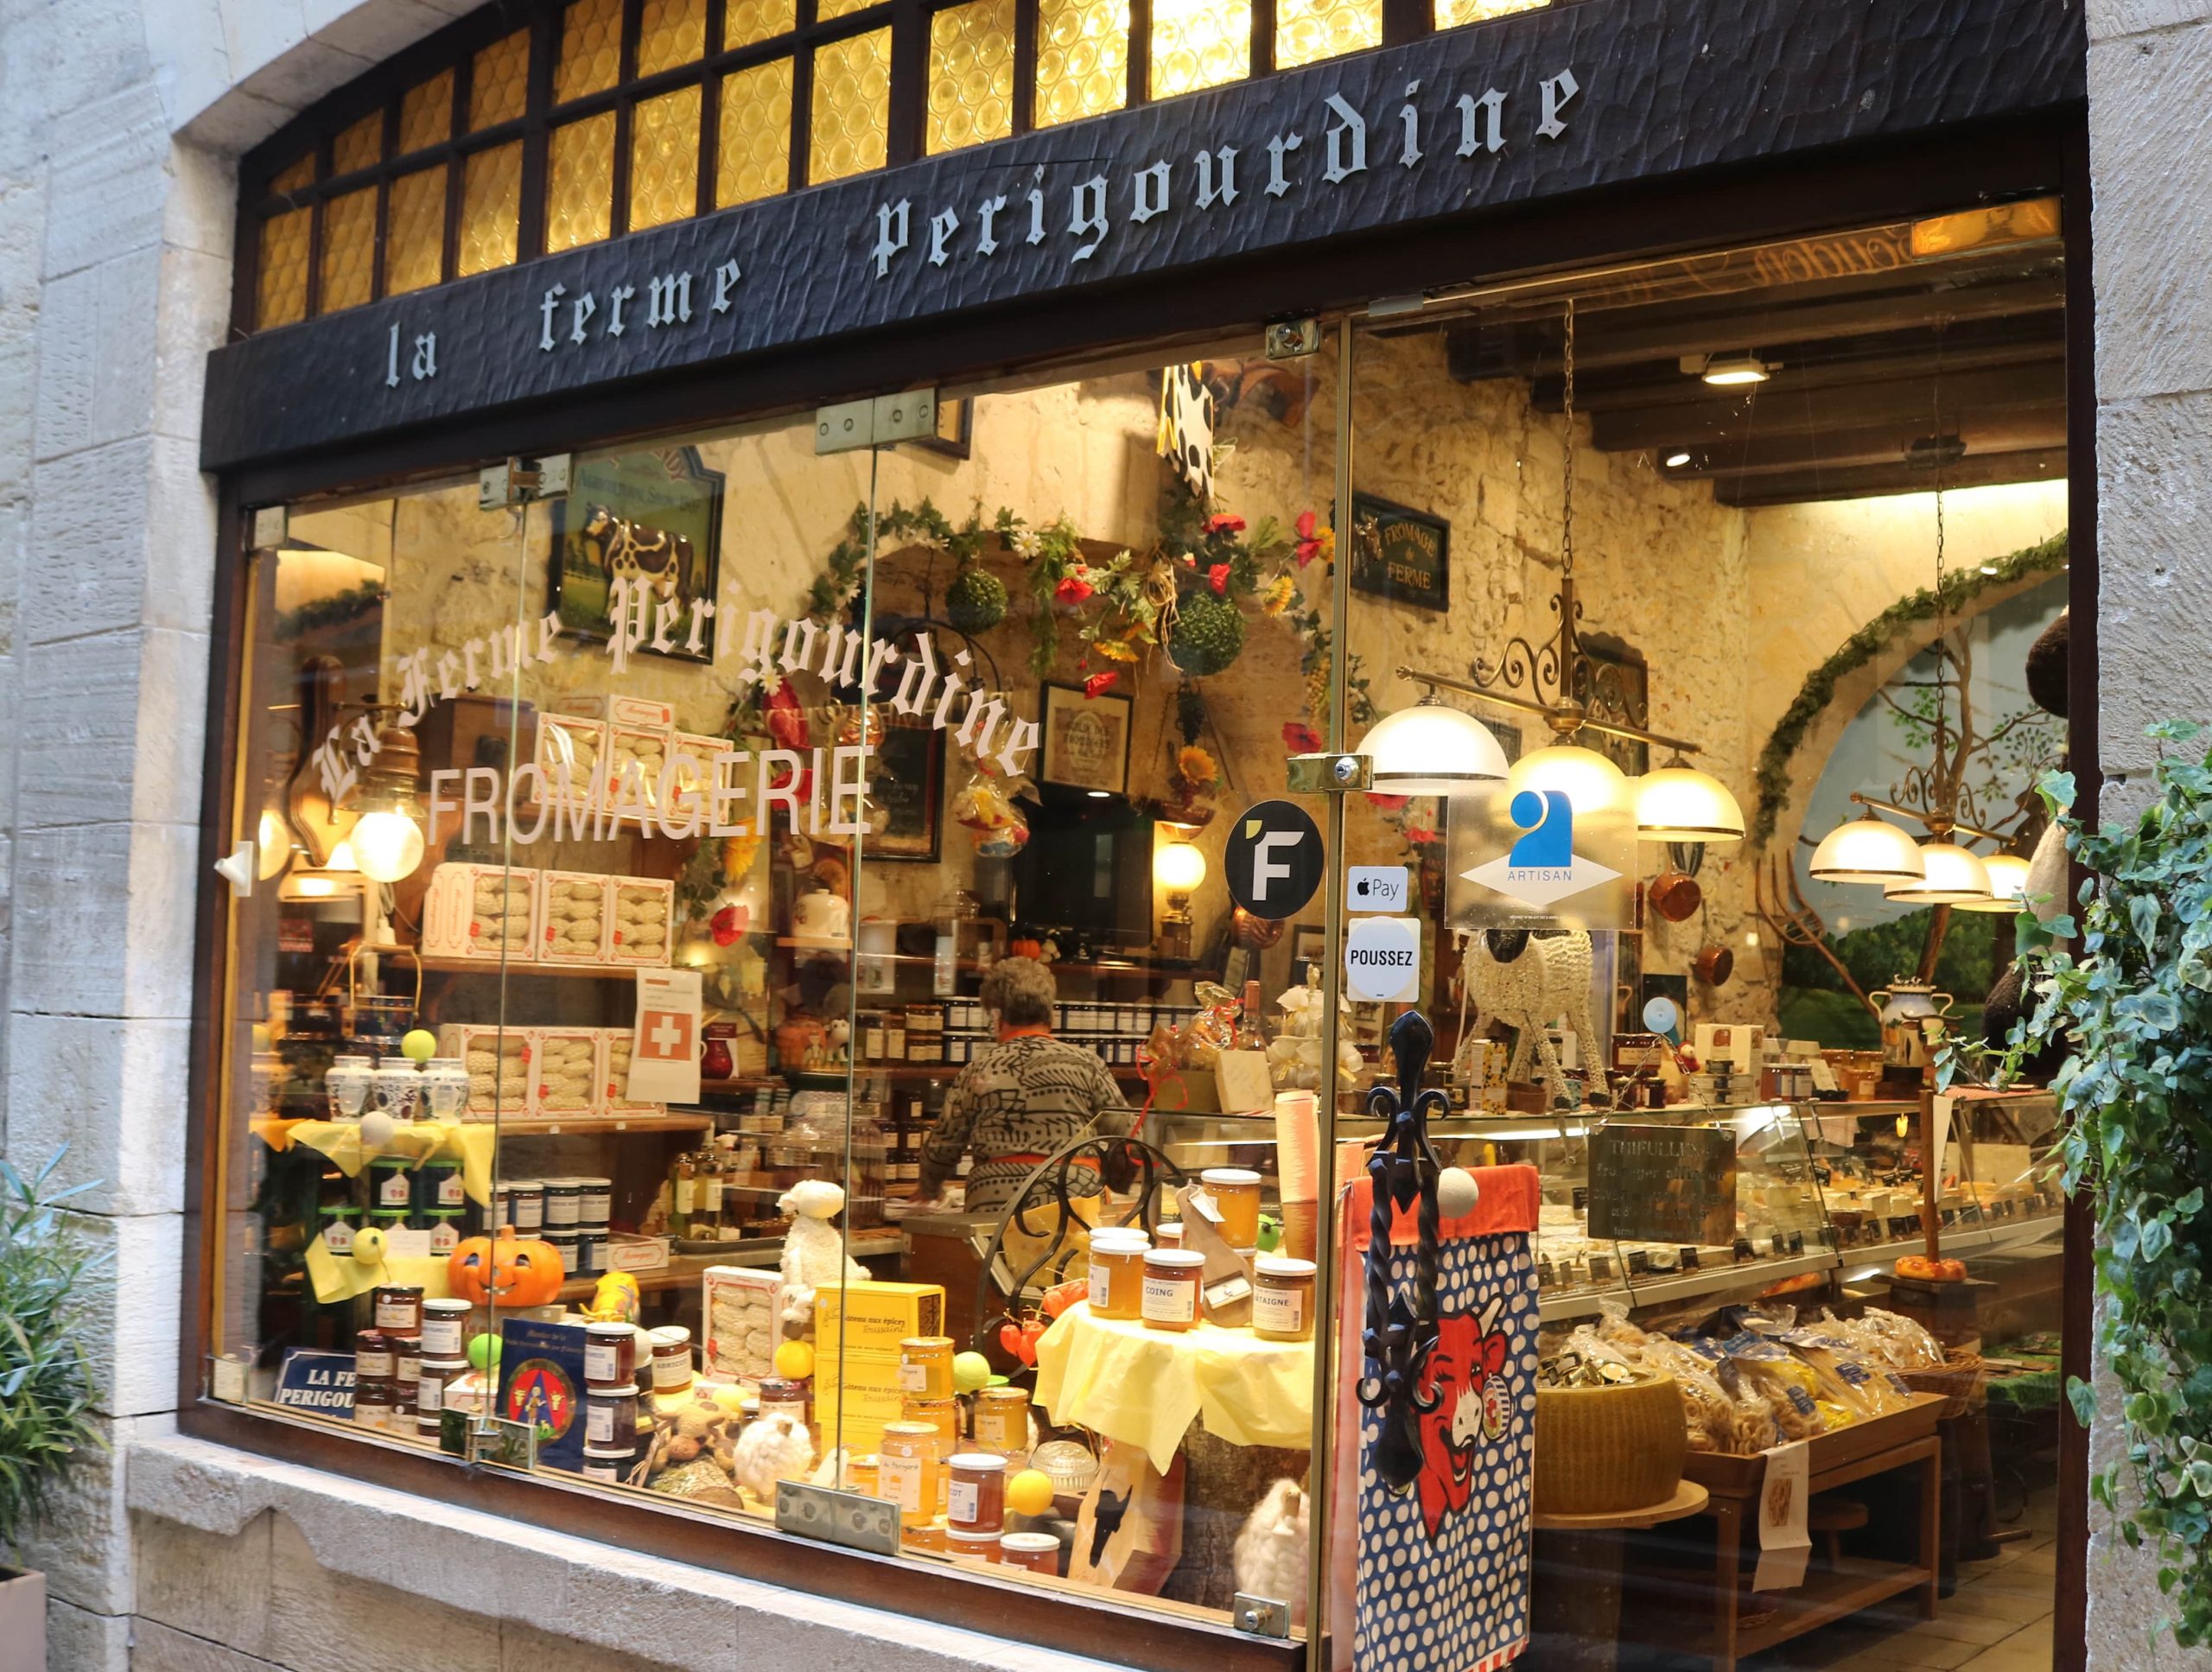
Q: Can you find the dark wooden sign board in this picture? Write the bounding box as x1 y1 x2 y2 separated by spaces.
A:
1349 493 1450 612
1587 1122 1738 1247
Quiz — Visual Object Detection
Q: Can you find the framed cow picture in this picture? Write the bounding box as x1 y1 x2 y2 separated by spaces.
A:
548 445 725 662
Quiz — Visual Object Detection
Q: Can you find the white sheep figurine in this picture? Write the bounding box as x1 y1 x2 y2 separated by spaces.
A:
778 1177 869 1327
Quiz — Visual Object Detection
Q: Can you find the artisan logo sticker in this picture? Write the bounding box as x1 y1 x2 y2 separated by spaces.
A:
1459 788 1620 910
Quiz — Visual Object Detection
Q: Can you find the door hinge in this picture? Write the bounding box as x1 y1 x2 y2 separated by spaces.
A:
1285 752 1372 793
479 455 571 510
1265 318 1323 360
1232 1594 1292 1638
815 390 941 454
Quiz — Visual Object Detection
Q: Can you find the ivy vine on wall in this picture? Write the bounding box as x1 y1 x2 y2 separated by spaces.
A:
1750 531 2069 846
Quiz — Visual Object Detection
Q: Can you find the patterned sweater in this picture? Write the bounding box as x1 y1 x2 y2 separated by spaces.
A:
919 1033 1133 1212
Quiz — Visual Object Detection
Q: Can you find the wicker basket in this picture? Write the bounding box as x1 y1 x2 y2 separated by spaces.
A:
1534 1373 1689 1516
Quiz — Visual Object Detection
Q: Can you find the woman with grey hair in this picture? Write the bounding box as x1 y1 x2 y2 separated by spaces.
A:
918 957 1132 1217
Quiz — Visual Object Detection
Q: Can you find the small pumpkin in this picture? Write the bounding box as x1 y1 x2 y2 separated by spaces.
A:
449 1224 566 1307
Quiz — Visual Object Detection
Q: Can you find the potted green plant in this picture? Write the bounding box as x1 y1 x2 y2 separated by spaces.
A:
0 1152 110 1662
1996 722 2212 1647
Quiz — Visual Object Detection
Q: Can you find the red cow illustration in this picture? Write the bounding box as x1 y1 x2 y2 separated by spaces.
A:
1412 1298 1510 1540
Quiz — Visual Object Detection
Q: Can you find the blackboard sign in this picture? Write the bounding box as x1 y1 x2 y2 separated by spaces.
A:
1587 1122 1738 1247
1350 494 1450 613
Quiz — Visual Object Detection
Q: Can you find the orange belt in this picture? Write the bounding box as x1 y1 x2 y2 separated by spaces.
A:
996 1152 1101 1171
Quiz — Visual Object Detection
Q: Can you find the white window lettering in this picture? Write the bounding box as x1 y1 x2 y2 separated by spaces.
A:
569 291 597 345
537 608 563 664
1027 170 1047 245
385 321 402 388
412 333 436 379
892 630 941 717
1399 81 1422 168
995 715 1039 779
709 749 749 836
1070 175 1109 261
976 194 1008 255
426 769 462 846
683 597 715 657
538 283 567 352
1195 146 1239 208
649 599 680 654
928 207 960 267
711 257 742 313
648 271 693 327
934 649 973 728
779 617 820 676
606 282 636 336
817 624 867 687
826 744 870 836
315 738 357 807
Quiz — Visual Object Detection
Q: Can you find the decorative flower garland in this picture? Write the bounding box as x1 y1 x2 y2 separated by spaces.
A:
1750 531 2069 846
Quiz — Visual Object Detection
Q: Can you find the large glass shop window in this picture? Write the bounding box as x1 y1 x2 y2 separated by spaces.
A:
215 343 1344 1627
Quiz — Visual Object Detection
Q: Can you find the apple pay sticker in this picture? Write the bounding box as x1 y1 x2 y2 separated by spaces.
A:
1344 915 1421 1002
1347 866 1409 913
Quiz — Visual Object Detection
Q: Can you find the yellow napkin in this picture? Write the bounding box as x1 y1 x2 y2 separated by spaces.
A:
278 1120 499 1205
302 1235 456 1306
1032 1301 1314 1470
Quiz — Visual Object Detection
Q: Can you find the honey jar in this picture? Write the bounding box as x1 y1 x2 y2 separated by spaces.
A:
420 1299 471 1361
1200 1167 1263 1249
946 1528 1002 1567
1141 1248 1206 1331
877 1421 943 1527
1251 1255 1317 1341
972 1385 1032 1456
1085 1230 1150 1320
1154 1220 1184 1249
946 1452 1007 1535
902 1394 959 1457
899 1335 955 1400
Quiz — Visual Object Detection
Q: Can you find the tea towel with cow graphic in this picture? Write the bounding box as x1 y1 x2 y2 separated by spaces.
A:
1332 1163 1541 1672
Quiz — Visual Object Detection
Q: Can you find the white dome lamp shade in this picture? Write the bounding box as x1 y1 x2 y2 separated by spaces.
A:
1950 851 2031 912
1508 742 1630 817
1360 698 1510 795
1808 810 1927 885
1635 759 1745 842
1883 840 1993 905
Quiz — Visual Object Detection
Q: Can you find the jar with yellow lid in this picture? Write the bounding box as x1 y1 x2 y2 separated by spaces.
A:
877 1422 942 1527
1086 1230 1150 1320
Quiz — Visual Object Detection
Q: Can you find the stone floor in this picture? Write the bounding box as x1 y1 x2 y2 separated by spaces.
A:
1738 1478 2060 1672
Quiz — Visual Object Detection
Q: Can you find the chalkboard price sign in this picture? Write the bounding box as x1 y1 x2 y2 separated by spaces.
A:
1587 1123 1738 1247
1349 493 1451 613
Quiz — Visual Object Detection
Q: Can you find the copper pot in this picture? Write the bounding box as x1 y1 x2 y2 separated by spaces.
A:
1648 866 1702 923
1693 944 1734 986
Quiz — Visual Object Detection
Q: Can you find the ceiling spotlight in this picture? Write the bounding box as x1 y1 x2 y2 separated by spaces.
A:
1979 563 1999 576
1664 450 1693 468
1699 353 1770 387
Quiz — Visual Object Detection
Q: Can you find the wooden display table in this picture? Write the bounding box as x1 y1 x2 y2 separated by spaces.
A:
1528 1483 1712 1672
1673 1395 1946 1672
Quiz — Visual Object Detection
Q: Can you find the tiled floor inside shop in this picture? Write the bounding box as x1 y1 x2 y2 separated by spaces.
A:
1738 1478 2058 1672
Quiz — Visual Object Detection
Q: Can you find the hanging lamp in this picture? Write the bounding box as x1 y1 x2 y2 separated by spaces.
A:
1808 808 1927 884
1359 696 1511 794
1951 850 2031 912
1636 756 1745 842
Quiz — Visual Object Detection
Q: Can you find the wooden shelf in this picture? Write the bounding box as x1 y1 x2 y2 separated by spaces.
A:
416 955 666 979
551 1230 906 1302
489 1114 712 1136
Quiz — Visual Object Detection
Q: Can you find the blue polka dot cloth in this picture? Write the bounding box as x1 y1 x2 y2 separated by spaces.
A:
1357 1231 1540 1672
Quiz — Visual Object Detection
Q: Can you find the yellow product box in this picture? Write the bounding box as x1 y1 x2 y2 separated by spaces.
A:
811 1348 909 1457
813 1281 947 1357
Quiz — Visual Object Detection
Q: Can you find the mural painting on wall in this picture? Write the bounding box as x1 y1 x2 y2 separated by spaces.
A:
549 446 726 663
1774 574 2066 1048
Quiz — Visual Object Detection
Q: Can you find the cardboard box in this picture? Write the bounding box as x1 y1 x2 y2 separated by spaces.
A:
531 1027 603 1116
814 1281 947 1357
605 726 671 812
811 1350 909 1457
702 1266 784 1381
607 876 675 966
1695 1023 1767 1073
536 871 612 964
437 1024 531 1120
420 861 537 962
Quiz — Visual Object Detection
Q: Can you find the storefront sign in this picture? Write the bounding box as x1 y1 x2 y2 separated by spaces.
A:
199 0 2081 469
1227 800 1325 919
1344 915 1421 1002
1586 1123 1737 1246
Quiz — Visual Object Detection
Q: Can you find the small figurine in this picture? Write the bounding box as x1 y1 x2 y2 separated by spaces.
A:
731 1410 816 1499
776 1178 868 1326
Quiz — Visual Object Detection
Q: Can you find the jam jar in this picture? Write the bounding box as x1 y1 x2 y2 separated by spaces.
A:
354 1329 395 1381
1000 1531 1062 1573
1199 1167 1263 1249
420 1298 471 1360
584 1320 637 1389
585 1387 640 1446
650 1326 694 1394
1085 1230 1149 1320
353 1377 395 1431
1251 1256 1317 1341
757 1376 810 1434
1141 1249 1206 1331
946 1453 1007 1535
372 1284 423 1336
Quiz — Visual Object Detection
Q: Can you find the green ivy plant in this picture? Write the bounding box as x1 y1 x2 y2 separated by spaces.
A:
1751 531 2068 845
0 1152 110 1558
1997 724 2212 1646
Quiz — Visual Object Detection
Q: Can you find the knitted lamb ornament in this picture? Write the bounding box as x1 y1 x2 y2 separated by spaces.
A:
1233 1480 1311 1628
777 1177 869 1326
732 1411 817 1500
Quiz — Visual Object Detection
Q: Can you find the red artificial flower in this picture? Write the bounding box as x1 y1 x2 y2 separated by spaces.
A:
1365 792 1411 812
1205 512 1247 536
1207 563 1230 595
1282 721 1323 753
765 683 809 751
709 905 749 945
1406 824 1438 847
1083 671 1120 698
1054 570 1095 605
1294 509 1330 569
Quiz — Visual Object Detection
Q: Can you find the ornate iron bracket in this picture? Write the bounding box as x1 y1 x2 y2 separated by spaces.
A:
1356 1010 1451 1492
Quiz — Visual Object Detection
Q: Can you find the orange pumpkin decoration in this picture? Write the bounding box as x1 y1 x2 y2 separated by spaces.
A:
448 1224 566 1307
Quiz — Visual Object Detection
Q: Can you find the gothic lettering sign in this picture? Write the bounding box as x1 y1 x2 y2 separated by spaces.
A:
199 0 2082 470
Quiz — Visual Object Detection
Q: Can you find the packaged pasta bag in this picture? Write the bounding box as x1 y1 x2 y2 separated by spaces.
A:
1780 1329 1913 1417
1721 1334 1847 1438
1631 1334 1744 1453
1817 1306 1945 1371
1592 1296 1654 1353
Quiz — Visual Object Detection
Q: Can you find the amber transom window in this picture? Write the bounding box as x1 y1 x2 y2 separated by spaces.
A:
240 0 1554 333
